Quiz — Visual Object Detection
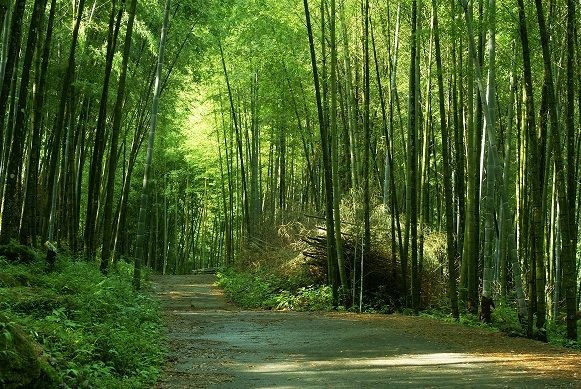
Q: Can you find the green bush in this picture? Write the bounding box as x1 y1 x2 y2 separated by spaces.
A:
546 319 581 349
273 285 333 311
216 268 279 308
217 268 332 311
491 305 523 334
0 241 42 264
0 257 164 388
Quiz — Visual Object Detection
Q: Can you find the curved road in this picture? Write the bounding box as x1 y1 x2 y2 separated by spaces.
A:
152 275 578 388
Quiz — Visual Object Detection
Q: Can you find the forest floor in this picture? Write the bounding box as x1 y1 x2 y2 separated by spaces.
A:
152 274 580 388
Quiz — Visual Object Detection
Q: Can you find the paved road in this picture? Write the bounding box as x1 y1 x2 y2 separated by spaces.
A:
152 275 577 388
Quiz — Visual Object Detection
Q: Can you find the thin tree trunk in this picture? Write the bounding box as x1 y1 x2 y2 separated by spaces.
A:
134 0 170 290
216 115 232 266
407 0 420 311
459 0 480 314
112 67 155 259
362 0 371 272
515 0 536 332
3 0 47 245
20 0 55 246
480 0 497 324
534 0 576 341
330 0 348 294
0 0 25 171
0 0 27 243
303 0 338 305
219 40 250 238
339 1 358 190
45 0 86 244
563 0 578 340
249 72 261 234
432 0 459 319
418 10 434 310
85 0 123 259
101 0 137 272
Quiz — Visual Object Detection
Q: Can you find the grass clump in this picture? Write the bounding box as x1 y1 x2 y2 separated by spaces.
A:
0 255 164 388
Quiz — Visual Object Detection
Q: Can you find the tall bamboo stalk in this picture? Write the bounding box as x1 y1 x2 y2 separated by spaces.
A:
134 0 170 290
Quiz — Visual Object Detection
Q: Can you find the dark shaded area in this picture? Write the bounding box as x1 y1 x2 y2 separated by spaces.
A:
0 241 40 263
44 241 57 272
302 233 399 309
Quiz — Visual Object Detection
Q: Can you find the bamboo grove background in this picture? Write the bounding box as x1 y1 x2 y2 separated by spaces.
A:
0 0 579 340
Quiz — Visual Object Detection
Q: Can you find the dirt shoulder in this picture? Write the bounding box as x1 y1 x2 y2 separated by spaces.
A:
153 274 580 388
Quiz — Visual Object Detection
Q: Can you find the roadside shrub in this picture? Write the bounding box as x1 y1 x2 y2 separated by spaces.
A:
216 268 280 309
0 257 164 388
491 305 523 334
273 286 333 311
217 268 333 312
546 319 581 349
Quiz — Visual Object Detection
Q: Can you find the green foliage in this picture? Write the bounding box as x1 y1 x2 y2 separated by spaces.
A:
217 268 332 311
491 305 524 335
419 310 500 333
422 305 581 347
0 241 42 263
546 320 581 350
0 312 53 388
455 313 497 332
0 257 164 388
272 286 333 311
217 268 279 309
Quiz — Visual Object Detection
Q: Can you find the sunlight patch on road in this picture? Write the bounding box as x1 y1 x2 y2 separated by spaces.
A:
354 352 494 366
248 352 505 373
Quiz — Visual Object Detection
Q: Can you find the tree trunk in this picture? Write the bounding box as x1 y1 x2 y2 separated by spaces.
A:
515 0 536 333
100 0 137 273
134 0 170 290
563 0 578 341
85 0 123 259
0 0 25 174
45 0 86 243
249 72 261 234
2 0 47 245
460 0 480 314
362 0 371 278
303 0 338 305
20 0 56 246
480 0 497 324
219 40 250 238
0 0 27 243
407 0 420 311
432 0 459 319
330 0 348 294
534 0 577 341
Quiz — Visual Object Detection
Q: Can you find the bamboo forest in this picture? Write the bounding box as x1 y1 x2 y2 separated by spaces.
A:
1 0 581 387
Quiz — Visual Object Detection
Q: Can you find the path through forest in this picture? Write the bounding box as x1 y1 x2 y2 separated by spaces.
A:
152 275 580 388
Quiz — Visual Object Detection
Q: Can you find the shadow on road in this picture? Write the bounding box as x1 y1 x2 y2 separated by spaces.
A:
152 275 578 388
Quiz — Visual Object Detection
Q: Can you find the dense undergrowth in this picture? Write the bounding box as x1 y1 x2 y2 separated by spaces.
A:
218 206 579 350
0 253 164 388
217 267 333 311
218 266 580 349
218 205 446 314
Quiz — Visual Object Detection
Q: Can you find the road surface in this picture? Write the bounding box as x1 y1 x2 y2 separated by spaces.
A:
152 275 579 388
